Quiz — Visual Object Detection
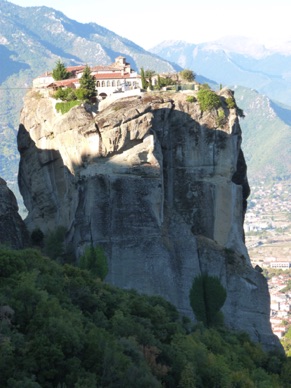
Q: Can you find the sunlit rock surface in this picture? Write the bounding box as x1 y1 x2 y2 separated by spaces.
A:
18 90 281 352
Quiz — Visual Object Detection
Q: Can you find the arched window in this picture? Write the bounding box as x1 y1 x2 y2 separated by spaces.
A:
96 81 100 87
117 80 120 86
101 81 105 87
112 80 116 87
107 80 110 87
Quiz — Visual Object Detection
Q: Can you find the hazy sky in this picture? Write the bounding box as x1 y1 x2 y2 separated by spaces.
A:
10 0 291 49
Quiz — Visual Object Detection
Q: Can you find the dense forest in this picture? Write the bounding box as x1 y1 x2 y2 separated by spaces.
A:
0 246 291 387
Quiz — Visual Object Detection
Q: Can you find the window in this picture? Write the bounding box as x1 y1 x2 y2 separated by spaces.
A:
101 81 105 87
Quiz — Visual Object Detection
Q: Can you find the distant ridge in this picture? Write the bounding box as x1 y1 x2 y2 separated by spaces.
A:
151 38 291 106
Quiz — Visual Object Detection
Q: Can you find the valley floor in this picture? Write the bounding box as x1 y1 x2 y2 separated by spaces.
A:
245 179 291 342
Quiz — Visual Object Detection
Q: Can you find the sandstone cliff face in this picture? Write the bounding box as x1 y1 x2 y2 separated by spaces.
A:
0 178 29 249
18 89 280 351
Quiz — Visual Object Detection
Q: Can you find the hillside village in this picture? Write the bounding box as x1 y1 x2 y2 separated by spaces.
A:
245 179 291 340
268 272 291 338
245 180 291 267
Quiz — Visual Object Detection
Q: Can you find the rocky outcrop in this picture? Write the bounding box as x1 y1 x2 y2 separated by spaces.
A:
0 178 29 249
18 89 281 352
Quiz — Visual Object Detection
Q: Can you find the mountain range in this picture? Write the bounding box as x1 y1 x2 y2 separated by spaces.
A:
231 86 291 182
151 37 291 106
0 0 290 207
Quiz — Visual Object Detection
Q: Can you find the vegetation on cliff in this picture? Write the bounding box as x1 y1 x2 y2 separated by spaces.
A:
179 69 195 82
189 274 226 328
0 247 290 387
197 87 222 112
53 62 97 114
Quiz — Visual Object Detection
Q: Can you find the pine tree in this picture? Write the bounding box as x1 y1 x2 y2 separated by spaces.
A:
52 59 70 81
79 65 96 102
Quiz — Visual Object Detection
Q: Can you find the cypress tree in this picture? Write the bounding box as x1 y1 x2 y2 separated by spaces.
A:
140 67 147 89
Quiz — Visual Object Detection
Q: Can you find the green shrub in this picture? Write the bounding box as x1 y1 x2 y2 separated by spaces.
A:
186 95 196 103
54 87 78 102
54 87 70 101
216 107 226 126
159 76 174 87
74 87 88 101
226 97 236 109
225 97 245 117
55 100 81 114
197 88 222 112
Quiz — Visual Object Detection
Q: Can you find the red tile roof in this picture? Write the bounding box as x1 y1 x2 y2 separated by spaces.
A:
66 65 86 72
94 73 140 80
47 78 79 88
90 65 119 72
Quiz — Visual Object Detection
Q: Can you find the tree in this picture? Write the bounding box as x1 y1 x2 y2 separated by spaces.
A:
31 228 44 246
79 65 96 102
44 226 66 261
140 67 148 89
145 69 155 90
189 274 226 327
159 76 174 87
226 97 236 109
180 69 195 82
140 68 156 90
197 88 222 112
52 59 70 81
79 244 108 280
157 75 161 90
54 87 77 102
